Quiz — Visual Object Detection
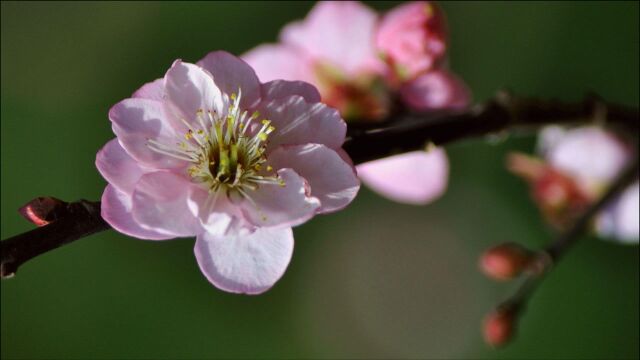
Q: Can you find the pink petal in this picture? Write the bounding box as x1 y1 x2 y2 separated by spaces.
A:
280 1 382 76
241 168 320 228
400 70 470 111
357 149 449 205
101 185 173 240
596 182 639 243
109 98 186 169
243 44 315 83
268 144 360 214
376 1 447 79
96 139 148 195
187 185 248 237
163 60 225 132
544 127 630 187
257 95 346 151
194 226 294 294
131 171 203 237
132 78 164 101
197 51 261 109
261 80 321 103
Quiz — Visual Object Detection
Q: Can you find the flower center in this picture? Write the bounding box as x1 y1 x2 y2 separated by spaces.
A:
314 62 390 121
147 90 283 199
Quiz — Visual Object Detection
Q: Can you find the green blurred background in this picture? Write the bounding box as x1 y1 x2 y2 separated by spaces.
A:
1 1 638 358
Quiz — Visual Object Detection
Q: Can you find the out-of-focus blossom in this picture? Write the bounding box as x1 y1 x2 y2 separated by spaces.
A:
96 51 360 294
243 1 471 205
244 1 387 120
399 70 470 111
509 126 638 243
376 1 447 83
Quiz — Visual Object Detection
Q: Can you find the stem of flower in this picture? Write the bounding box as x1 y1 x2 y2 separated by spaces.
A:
0 92 637 278
487 157 639 345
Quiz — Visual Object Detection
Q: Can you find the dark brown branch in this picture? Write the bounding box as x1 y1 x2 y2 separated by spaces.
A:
344 92 638 164
490 157 639 344
1 92 638 278
1 200 109 278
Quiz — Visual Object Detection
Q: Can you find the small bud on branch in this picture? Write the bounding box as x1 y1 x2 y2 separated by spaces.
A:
480 243 533 281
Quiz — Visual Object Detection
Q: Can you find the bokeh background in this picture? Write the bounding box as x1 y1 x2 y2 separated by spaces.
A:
1 1 638 359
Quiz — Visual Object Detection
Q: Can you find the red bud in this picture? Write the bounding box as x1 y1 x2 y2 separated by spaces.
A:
480 242 532 280
18 197 67 226
483 308 516 347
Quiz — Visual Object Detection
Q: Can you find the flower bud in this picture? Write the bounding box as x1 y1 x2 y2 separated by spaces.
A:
479 242 532 280
483 307 516 347
18 197 67 226
376 1 448 82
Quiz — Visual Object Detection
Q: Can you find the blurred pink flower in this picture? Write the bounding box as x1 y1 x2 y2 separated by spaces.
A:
539 126 638 243
376 1 447 82
96 51 360 294
243 1 470 205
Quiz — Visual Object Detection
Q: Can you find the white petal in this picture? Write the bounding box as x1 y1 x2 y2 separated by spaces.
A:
194 227 294 294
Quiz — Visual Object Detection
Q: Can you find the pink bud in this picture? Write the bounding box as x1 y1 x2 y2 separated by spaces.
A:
507 152 591 229
480 243 532 281
483 308 515 347
18 197 67 227
376 1 448 82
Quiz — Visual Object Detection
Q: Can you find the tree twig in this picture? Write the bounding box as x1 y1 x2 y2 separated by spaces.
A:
1 200 109 278
344 91 638 164
490 157 639 343
1 92 638 278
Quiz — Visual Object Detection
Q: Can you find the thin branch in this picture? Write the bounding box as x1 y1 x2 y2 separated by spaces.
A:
344 92 638 164
492 157 639 341
1 200 108 278
1 93 638 278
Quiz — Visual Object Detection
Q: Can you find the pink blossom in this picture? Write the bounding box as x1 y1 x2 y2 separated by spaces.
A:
539 126 638 243
243 1 470 205
96 51 360 293
400 70 470 111
376 1 448 82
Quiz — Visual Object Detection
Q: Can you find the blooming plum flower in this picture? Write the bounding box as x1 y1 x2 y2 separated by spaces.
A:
539 126 638 243
511 126 638 243
243 1 470 205
96 51 360 294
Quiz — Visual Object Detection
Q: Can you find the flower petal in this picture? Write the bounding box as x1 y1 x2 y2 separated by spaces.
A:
131 171 202 237
109 98 185 169
194 226 294 294
376 1 447 79
197 51 261 109
101 185 173 240
258 95 346 151
280 1 382 75
261 80 321 103
357 149 449 205
96 139 148 195
243 44 314 83
187 185 250 237
544 127 629 188
400 70 470 111
241 168 320 228
268 144 360 214
132 78 164 101
596 182 639 243
163 60 225 131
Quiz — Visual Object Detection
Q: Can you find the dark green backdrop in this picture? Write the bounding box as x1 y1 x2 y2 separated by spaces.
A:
1 2 638 359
